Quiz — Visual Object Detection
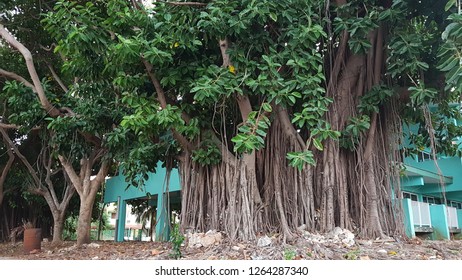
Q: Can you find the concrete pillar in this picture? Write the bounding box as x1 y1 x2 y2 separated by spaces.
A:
457 209 462 229
429 204 450 240
402 198 416 238
116 198 127 242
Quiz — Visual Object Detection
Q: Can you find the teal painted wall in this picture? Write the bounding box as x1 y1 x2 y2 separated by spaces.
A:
404 157 461 189
429 204 450 240
402 199 416 238
400 176 424 188
104 162 181 203
401 156 462 202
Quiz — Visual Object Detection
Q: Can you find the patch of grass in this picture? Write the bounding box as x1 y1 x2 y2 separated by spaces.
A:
283 248 297 260
344 249 360 260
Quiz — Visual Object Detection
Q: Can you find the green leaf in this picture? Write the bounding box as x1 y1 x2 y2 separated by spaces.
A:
261 102 272 113
445 0 457 11
269 12 277 22
312 138 323 151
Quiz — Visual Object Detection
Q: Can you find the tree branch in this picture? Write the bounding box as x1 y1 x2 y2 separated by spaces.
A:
276 105 306 149
164 1 207 6
60 181 75 212
141 57 168 108
42 148 60 206
0 143 15 207
219 39 231 67
78 130 102 148
0 68 35 89
47 63 68 92
0 128 43 190
58 154 83 195
141 57 194 151
0 24 61 117
0 122 40 130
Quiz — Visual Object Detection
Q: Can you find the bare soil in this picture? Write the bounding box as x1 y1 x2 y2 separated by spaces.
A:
1 235 462 260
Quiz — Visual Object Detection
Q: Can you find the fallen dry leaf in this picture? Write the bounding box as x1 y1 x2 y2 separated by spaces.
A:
151 249 162 256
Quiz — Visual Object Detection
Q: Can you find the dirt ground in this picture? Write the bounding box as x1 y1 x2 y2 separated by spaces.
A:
1 233 462 260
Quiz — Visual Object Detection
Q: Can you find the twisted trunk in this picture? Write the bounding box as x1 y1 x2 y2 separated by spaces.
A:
59 154 109 246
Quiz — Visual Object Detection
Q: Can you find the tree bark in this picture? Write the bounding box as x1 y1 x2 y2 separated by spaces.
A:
0 24 60 117
51 212 65 244
76 197 94 245
0 143 14 209
59 154 109 246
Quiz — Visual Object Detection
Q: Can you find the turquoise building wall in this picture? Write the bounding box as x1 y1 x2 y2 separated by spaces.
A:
104 162 181 241
429 204 450 240
399 113 462 240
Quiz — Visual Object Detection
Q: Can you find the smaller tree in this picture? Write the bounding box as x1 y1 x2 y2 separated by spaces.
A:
0 127 75 245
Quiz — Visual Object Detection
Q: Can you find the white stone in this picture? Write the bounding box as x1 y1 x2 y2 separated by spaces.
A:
377 249 387 254
232 246 241 251
187 231 222 248
331 227 344 236
343 229 355 240
86 243 101 248
342 238 355 247
357 240 373 246
257 235 272 247
200 235 217 247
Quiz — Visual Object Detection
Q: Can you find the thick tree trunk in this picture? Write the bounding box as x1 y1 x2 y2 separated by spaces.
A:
76 197 94 246
363 113 386 238
59 154 109 246
51 212 65 244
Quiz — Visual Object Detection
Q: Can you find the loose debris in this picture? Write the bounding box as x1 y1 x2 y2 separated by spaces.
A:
1 228 462 260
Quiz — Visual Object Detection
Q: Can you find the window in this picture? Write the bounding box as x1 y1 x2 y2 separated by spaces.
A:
422 196 441 205
417 151 435 162
450 201 462 209
403 192 418 201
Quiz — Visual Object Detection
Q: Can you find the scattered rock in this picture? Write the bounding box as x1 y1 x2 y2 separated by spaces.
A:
359 255 371 260
323 227 356 247
29 249 40 254
232 246 241 251
327 227 343 239
59 244 77 252
250 253 264 260
186 230 223 248
85 243 101 249
257 235 272 247
377 249 387 254
92 256 99 260
356 240 373 246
